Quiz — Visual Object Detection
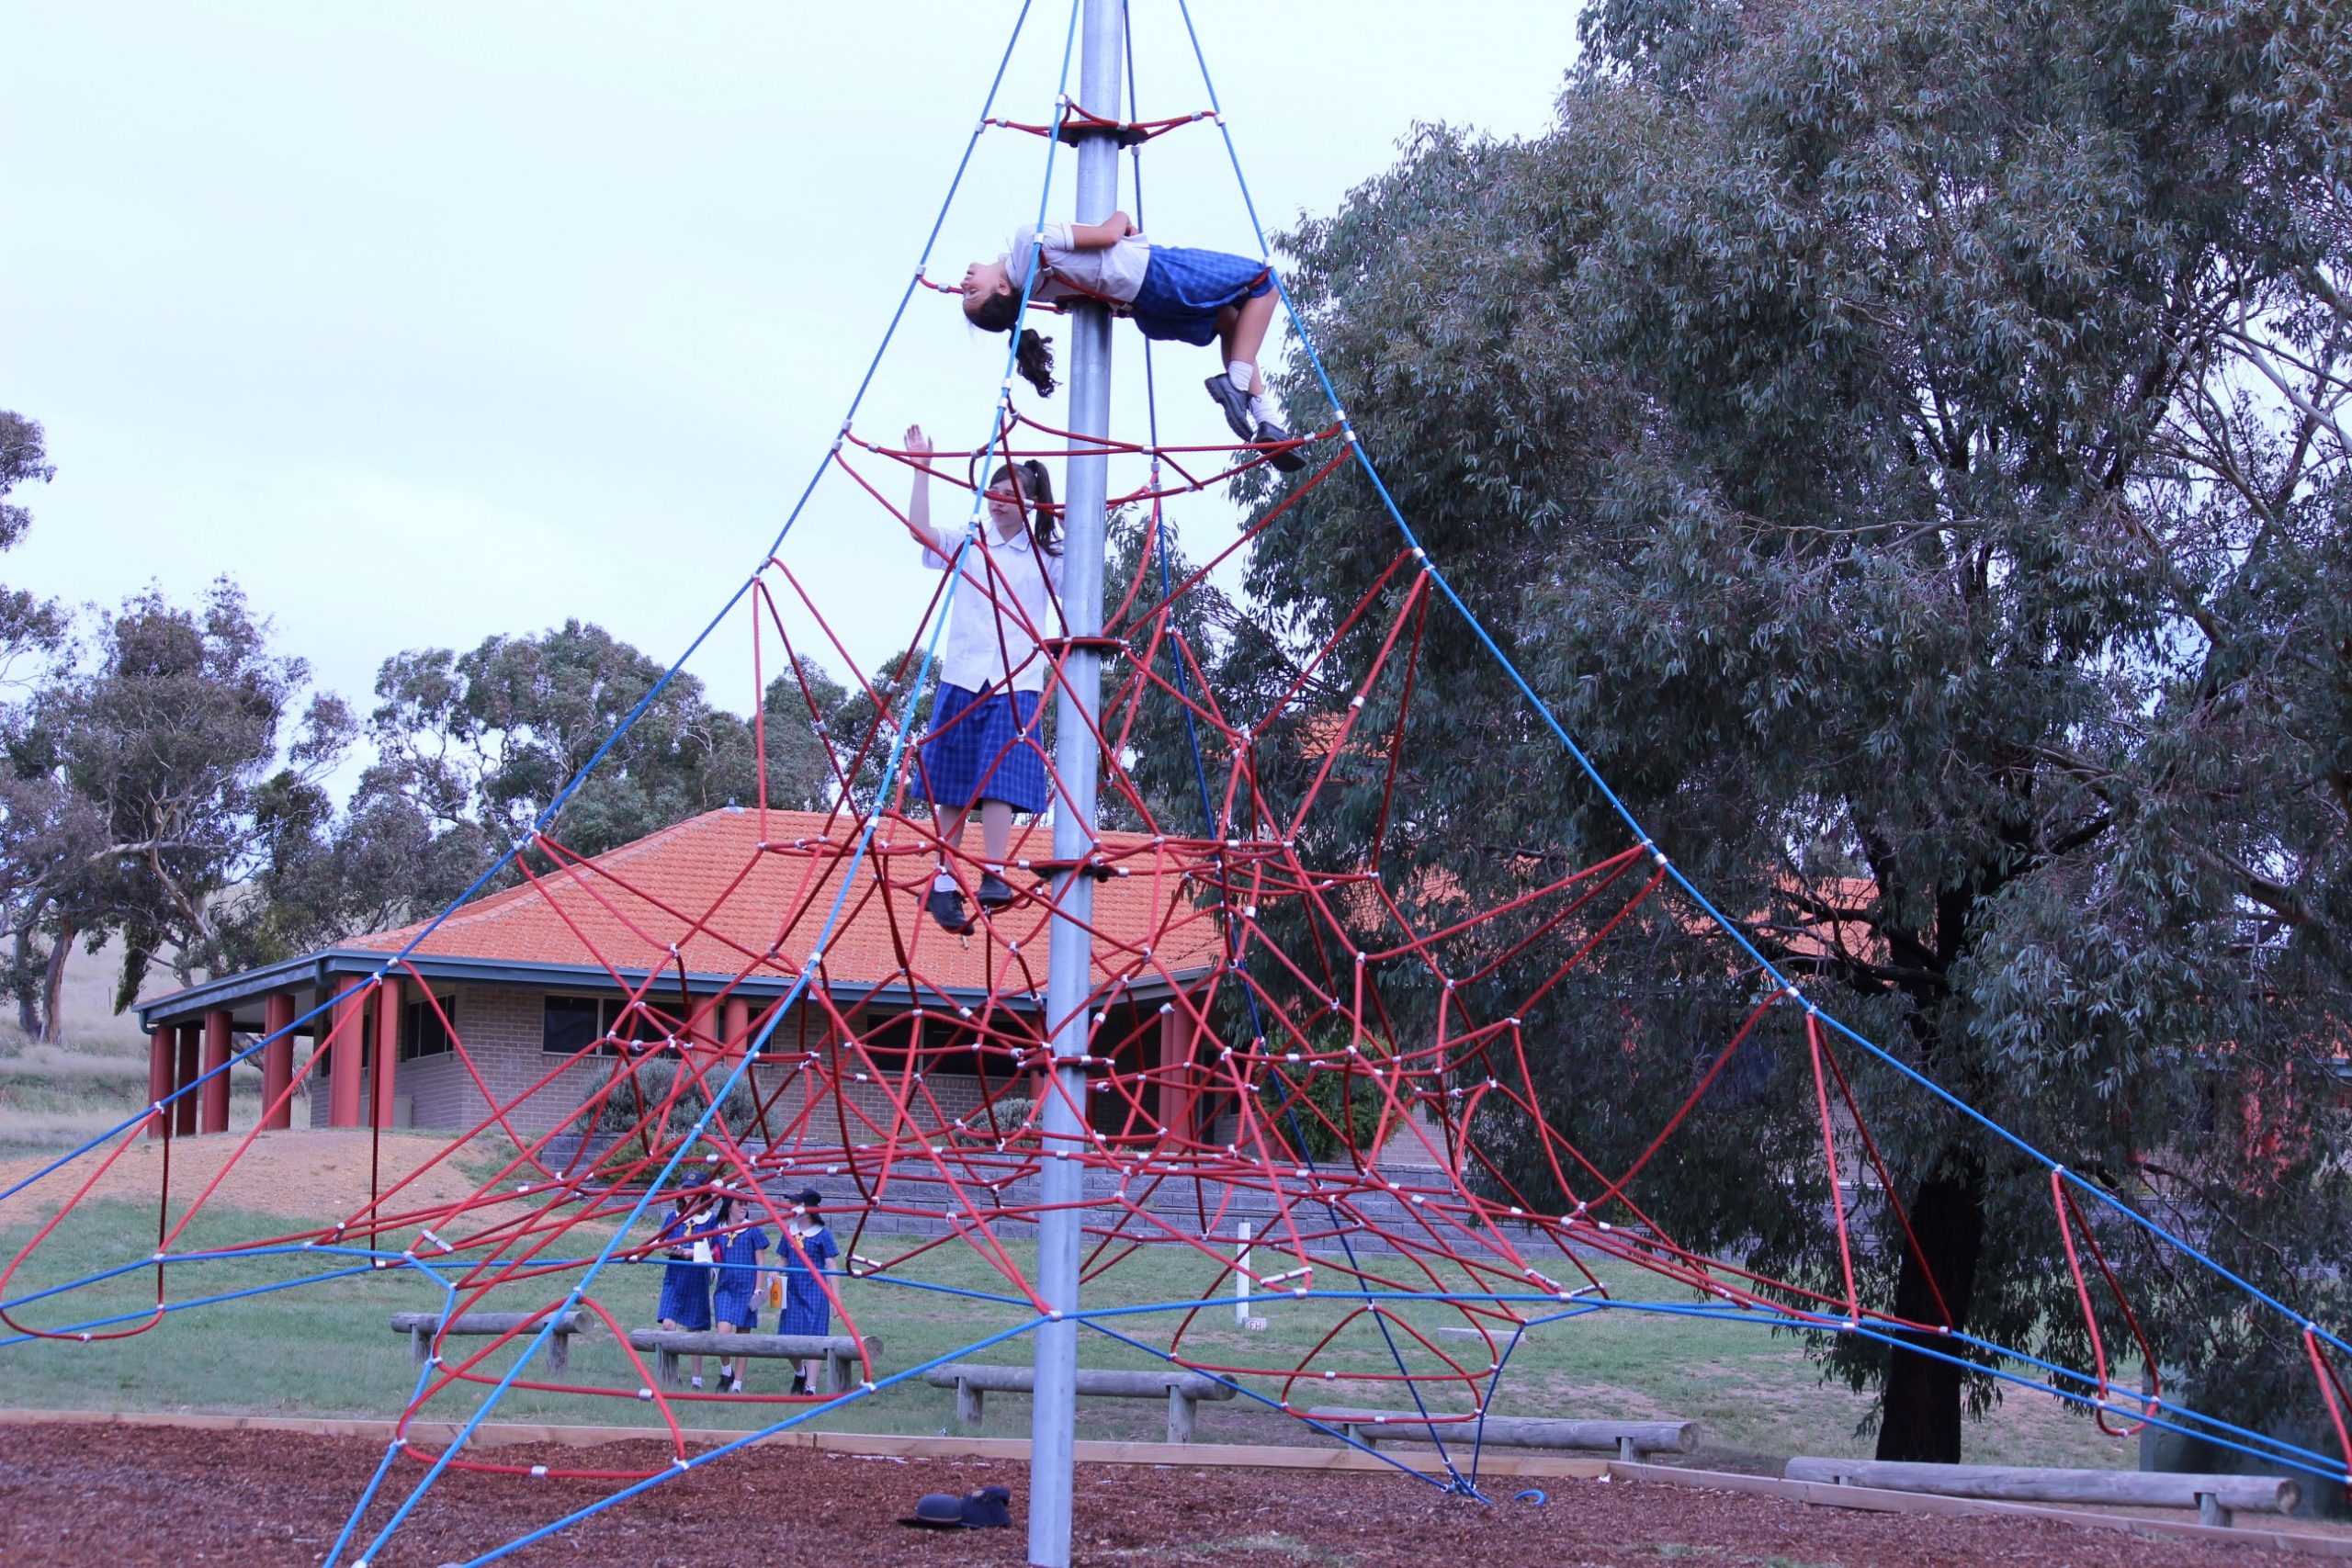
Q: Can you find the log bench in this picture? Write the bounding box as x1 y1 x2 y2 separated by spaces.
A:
624 1328 881 1394
1305 1406 1699 1461
1782 1457 2301 1529
926 1362 1237 1444
389 1311 585 1374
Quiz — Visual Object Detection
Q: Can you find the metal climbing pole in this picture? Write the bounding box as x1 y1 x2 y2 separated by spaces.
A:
1030 0 1121 1563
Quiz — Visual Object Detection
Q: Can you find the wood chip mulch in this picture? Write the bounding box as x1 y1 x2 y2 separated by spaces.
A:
0 1421 2317 1566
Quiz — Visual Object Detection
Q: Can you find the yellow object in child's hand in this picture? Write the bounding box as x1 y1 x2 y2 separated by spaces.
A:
765 1275 784 1310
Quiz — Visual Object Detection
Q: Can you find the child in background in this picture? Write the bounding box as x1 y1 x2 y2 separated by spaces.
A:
655 1192 717 1389
898 425 1062 933
960 211 1307 472
707 1193 769 1394
776 1187 841 1395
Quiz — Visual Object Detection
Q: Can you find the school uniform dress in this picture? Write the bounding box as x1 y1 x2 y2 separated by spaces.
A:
1006 223 1273 346
710 1225 769 1332
654 1211 715 1332
776 1223 840 1337
915 523 1063 813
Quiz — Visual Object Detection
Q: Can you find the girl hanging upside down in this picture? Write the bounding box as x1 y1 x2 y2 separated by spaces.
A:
960 211 1307 472
898 425 1063 932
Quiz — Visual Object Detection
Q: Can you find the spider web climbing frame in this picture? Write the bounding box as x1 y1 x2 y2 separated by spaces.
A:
6 1 2352 1561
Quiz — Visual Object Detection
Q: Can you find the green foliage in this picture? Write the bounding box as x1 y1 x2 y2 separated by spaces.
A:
368 621 842 863
1245 0 2352 1459
231 626 860 964
3 579 352 1020
1260 1059 1387 1165
594 1054 761 1142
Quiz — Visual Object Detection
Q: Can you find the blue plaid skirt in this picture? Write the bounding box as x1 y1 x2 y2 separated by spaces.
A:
657 1259 713 1331
920 683 1049 812
1130 246 1273 346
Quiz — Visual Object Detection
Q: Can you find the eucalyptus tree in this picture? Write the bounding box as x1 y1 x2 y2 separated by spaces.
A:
1247 0 2351 1460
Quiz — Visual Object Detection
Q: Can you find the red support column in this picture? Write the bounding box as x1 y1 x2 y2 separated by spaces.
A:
199 1010 233 1134
328 976 367 1129
1157 998 1197 1146
174 1024 200 1136
724 998 751 1050
261 993 296 1132
146 1026 175 1140
371 976 403 1128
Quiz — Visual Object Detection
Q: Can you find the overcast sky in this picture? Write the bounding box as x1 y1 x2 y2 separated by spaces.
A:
4 2 1582 775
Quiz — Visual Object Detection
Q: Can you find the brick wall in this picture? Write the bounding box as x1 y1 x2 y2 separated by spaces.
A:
395 987 606 1137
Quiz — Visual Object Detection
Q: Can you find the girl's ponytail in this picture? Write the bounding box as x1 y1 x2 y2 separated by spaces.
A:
1014 328 1057 397
970 289 1058 398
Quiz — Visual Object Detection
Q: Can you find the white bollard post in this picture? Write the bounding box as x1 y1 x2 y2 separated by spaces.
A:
1235 1221 1252 1325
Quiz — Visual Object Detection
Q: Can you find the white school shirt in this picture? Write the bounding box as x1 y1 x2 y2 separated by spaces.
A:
1005 222 1151 306
919 521 1066 694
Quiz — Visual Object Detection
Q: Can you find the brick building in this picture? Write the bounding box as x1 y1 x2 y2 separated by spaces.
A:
132 807 1224 1146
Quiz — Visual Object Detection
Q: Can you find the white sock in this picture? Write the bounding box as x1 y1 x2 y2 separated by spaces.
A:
1226 362 1256 396
933 870 956 892
1249 393 1272 425
985 863 1004 878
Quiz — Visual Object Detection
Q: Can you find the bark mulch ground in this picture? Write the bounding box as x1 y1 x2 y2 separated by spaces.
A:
0 1420 2316 1567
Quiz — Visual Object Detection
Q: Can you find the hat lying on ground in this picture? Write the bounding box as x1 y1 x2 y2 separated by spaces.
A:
899 1485 1013 1529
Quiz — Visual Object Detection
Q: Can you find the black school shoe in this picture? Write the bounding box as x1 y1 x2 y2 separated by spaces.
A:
1254 419 1308 472
925 886 972 933
1204 374 1255 440
976 873 1016 908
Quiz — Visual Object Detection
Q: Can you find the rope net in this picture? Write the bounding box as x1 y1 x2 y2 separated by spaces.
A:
2 2 2345 1558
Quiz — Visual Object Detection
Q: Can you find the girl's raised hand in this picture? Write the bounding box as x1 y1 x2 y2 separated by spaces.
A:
905 424 933 461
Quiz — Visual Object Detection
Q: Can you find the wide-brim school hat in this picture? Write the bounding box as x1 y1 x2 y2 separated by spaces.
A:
792 1188 823 1209
899 1485 1012 1529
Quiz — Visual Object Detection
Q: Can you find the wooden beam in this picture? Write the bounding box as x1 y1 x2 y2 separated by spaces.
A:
1611 1461 2352 1560
1783 1455 2296 1517
928 1362 1235 1400
1306 1407 1695 1455
0 1411 1606 1479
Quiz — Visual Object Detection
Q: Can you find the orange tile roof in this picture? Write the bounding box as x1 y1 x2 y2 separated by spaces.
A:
349 807 1224 998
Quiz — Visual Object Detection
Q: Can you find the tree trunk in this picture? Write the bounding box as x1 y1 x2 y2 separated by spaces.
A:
12 924 44 1039
37 916 74 1043
1876 1149 1986 1463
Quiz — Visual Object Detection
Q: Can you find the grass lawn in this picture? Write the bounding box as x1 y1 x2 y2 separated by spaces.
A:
0 1194 2142 1473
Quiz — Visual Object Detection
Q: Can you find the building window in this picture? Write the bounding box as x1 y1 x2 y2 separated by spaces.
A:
543 996 609 1055
541 996 683 1056
401 995 457 1061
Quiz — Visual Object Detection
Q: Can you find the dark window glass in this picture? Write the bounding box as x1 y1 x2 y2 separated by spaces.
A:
542 996 605 1055
401 996 456 1061
608 999 673 1052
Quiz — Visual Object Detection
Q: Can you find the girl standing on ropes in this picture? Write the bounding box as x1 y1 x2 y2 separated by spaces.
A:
959 211 1307 472
897 424 1062 933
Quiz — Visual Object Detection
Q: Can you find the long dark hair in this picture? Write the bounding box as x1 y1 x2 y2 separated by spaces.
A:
990 459 1059 558
970 289 1057 398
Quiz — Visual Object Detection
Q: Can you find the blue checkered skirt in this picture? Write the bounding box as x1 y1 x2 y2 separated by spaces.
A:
1130 246 1273 346
919 683 1049 812
657 1259 713 1331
